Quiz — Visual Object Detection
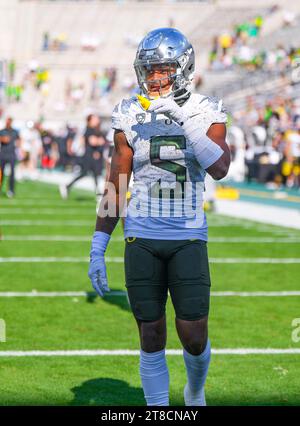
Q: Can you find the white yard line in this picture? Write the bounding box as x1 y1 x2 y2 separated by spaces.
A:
0 256 120 263
0 291 299 298
208 237 300 243
210 258 300 264
211 291 300 296
0 220 93 226
0 220 265 228
0 201 95 206
2 235 92 241
0 209 97 215
2 235 300 243
0 291 125 297
0 257 299 263
0 348 299 357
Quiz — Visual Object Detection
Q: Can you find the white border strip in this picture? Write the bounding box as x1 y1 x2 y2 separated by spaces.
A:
0 291 299 298
0 348 299 357
1 257 300 264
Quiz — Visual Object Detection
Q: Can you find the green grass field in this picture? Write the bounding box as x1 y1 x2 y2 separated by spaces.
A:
0 180 300 406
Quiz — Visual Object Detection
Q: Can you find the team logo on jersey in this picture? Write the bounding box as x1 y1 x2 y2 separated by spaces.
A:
165 118 172 125
136 113 146 124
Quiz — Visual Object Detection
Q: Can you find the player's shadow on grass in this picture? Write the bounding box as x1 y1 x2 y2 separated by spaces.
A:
70 378 144 406
72 195 95 202
86 290 131 313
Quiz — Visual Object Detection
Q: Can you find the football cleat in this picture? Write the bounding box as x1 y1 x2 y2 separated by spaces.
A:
59 184 69 200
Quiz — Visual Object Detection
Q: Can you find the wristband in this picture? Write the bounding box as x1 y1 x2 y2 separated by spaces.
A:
181 118 224 169
90 231 111 257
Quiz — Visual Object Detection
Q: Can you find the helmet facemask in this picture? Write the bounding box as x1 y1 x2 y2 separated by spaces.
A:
134 62 177 100
135 60 192 101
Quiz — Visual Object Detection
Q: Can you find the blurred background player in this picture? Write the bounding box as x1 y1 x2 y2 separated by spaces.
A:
59 113 106 198
0 117 21 198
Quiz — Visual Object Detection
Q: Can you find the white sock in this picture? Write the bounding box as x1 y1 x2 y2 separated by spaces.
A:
139 348 169 406
183 339 211 405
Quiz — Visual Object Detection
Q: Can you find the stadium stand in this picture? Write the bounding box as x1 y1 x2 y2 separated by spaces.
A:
1 0 300 190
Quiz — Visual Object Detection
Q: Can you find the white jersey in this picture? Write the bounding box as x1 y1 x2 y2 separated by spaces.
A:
112 93 227 240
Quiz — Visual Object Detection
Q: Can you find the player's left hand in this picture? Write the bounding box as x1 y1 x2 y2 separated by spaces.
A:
148 97 189 125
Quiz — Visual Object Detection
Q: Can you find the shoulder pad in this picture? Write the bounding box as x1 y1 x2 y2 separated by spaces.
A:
111 97 136 131
191 94 227 132
111 102 122 131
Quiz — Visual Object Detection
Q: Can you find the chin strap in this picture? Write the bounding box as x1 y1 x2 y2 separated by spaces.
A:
141 84 191 106
175 90 191 106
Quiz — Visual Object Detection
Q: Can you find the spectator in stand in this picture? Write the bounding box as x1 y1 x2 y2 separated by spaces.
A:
219 31 232 56
42 32 50 51
232 93 300 188
70 83 85 109
209 36 219 68
90 72 99 101
8 59 16 82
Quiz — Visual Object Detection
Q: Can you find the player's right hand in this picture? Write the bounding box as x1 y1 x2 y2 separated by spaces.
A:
88 231 111 297
88 257 110 297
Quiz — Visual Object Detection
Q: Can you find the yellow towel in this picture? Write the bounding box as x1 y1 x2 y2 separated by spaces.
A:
136 94 151 110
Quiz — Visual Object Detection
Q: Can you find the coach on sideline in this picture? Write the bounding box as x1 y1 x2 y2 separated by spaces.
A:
0 117 21 198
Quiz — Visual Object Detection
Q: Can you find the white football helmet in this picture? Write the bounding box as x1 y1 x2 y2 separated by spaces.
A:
134 28 195 102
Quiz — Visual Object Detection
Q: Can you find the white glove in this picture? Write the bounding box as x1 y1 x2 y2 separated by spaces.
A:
148 96 224 170
148 97 189 125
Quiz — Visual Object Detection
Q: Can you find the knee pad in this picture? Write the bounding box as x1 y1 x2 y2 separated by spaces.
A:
173 295 210 321
129 298 165 322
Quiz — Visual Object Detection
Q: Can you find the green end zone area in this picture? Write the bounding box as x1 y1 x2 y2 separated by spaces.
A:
0 180 300 405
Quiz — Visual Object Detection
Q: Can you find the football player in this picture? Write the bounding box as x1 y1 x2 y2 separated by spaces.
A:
88 28 230 406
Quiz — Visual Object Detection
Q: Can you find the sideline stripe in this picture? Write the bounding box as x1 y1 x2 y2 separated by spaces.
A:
0 349 299 357
2 235 300 243
0 291 299 298
0 257 300 264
